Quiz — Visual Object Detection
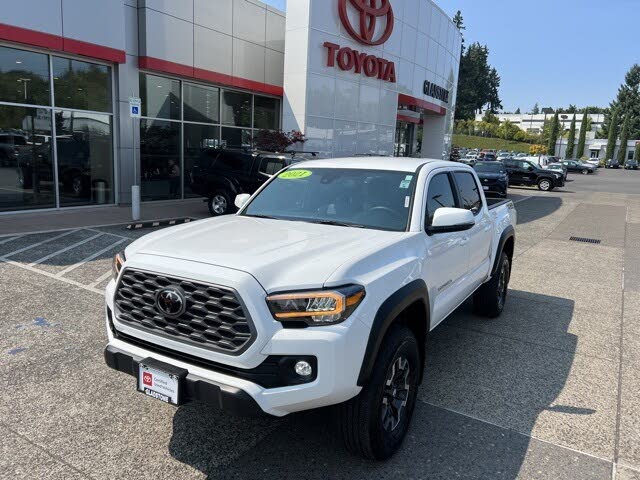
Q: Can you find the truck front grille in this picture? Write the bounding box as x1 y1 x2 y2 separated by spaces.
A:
114 269 255 355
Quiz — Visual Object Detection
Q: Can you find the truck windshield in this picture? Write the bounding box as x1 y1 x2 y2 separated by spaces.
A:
242 168 417 231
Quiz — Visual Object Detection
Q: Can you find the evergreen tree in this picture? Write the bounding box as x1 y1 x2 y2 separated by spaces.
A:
634 142 640 161
617 116 630 164
565 114 576 158
532 103 540 115
601 65 640 139
605 108 619 160
576 110 589 159
547 113 560 155
515 107 521 114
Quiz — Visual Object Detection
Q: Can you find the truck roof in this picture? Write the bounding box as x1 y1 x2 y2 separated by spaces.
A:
289 156 452 172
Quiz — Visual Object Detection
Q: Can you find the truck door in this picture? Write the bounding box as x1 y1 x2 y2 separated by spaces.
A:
451 171 493 291
422 171 470 328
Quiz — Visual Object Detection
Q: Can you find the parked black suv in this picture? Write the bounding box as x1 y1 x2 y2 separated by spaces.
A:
473 161 508 197
605 159 620 169
190 148 292 216
502 158 564 191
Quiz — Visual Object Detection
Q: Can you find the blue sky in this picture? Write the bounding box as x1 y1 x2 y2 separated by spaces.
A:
262 0 640 112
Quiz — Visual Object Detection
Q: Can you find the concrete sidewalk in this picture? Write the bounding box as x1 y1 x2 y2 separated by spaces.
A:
0 200 210 236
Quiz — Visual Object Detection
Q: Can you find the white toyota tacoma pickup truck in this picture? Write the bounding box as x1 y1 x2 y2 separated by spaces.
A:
105 157 516 460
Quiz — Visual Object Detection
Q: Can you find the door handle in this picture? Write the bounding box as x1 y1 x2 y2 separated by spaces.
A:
459 237 469 246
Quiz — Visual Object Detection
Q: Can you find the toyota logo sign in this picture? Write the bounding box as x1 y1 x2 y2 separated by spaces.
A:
339 0 395 46
156 286 187 318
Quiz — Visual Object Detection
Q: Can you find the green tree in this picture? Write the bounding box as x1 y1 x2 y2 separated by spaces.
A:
547 113 560 155
605 108 619 160
565 114 577 158
617 116 630 164
601 65 640 139
634 142 640 161
532 103 540 115
576 111 589 159
515 107 521 114
454 38 503 119
482 111 500 124
498 120 520 140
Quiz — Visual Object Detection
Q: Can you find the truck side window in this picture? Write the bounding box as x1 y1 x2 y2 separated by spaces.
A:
260 158 285 175
425 173 456 227
453 172 482 215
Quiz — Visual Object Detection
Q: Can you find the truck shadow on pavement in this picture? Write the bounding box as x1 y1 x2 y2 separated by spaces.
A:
168 290 579 480
513 195 564 225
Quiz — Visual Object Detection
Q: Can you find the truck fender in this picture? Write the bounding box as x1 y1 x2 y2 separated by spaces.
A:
491 225 515 276
357 279 430 387
208 176 241 197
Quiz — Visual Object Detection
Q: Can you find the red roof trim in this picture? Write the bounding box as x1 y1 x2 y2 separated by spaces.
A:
140 56 283 97
398 93 447 116
396 114 422 125
0 23 125 63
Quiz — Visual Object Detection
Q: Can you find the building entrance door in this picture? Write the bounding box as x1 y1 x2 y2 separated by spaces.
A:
394 122 414 157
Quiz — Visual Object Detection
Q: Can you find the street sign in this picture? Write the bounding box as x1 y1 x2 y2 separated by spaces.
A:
129 97 141 118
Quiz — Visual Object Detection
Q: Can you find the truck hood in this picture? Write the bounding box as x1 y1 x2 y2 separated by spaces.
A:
126 215 404 292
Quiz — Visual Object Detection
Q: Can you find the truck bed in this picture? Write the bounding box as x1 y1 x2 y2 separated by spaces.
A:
486 198 512 210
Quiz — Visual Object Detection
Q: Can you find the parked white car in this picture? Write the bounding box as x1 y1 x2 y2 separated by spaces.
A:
105 157 517 460
585 159 601 168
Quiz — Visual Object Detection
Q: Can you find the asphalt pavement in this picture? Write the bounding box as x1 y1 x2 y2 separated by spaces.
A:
1 167 640 479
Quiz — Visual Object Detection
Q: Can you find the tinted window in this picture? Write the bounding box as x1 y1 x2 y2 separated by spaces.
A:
474 162 505 173
0 46 51 105
140 118 181 200
140 73 180 119
253 96 280 129
183 83 219 123
184 123 220 197
260 157 286 175
244 169 416 232
53 57 111 112
426 173 456 226
221 90 251 127
453 172 482 215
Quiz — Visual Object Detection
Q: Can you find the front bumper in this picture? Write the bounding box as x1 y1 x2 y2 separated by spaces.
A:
105 345 265 416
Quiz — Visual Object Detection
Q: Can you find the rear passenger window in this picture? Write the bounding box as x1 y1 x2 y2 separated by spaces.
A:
425 173 457 227
453 172 482 215
260 158 286 175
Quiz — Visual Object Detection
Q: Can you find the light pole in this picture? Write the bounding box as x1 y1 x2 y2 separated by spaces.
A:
17 78 31 100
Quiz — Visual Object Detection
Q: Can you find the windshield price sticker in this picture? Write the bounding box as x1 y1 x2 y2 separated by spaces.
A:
399 180 411 189
280 170 312 179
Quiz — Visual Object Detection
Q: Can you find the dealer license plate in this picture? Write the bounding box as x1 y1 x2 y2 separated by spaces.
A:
138 363 180 405
483 186 489 190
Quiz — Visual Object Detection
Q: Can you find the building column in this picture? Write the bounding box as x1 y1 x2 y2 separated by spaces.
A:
421 114 447 159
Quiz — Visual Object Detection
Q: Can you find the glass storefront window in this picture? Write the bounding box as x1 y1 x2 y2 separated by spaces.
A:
0 105 55 211
221 127 252 149
221 90 251 127
53 57 111 112
184 123 220 198
55 111 114 207
0 46 51 106
140 73 180 120
140 119 181 201
184 83 219 124
253 96 280 130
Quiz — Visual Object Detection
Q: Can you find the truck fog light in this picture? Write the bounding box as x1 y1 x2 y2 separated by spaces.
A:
294 360 313 377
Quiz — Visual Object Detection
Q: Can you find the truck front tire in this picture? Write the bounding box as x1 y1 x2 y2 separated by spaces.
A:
208 191 233 216
473 252 510 318
337 325 419 460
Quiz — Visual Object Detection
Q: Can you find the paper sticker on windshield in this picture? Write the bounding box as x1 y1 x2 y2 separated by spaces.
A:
279 170 312 180
404 196 410 208
399 180 412 189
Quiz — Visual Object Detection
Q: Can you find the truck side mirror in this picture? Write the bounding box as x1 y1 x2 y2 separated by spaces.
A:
427 208 475 235
234 193 251 210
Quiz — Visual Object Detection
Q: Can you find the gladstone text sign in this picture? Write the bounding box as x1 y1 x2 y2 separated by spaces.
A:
423 80 450 104
323 0 397 83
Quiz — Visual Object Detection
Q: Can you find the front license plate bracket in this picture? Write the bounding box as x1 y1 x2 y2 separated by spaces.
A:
137 357 188 406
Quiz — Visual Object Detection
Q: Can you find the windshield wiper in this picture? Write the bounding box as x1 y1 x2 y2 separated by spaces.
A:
306 220 367 228
244 214 279 220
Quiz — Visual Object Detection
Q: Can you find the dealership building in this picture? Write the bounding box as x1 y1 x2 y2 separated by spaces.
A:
0 0 461 214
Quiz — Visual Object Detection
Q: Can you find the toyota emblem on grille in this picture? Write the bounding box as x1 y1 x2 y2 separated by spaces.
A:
156 286 186 318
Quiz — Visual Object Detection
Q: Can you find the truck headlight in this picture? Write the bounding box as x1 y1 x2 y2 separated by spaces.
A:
112 251 126 280
266 285 365 326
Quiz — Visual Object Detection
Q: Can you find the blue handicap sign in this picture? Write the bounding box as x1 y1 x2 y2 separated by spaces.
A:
131 106 139 115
